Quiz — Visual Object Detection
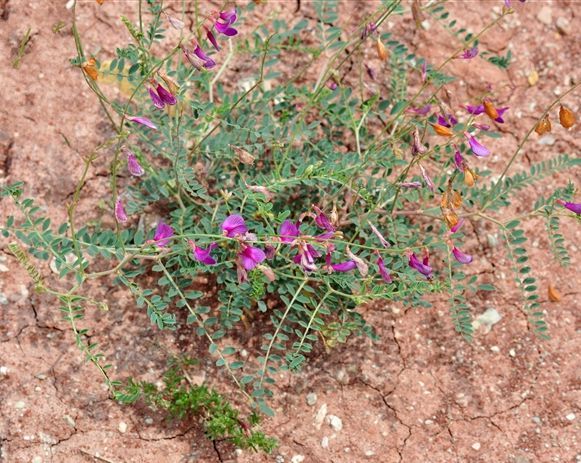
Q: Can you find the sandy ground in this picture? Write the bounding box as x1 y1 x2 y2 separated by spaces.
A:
1 1 580 462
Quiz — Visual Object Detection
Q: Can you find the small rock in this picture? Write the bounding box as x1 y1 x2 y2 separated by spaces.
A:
425 419 433 425
486 233 499 248
38 433 57 445
555 17 571 35
144 417 153 425
0 264 8 272
472 442 481 451
32 457 42 463
321 436 329 449
490 346 500 353
15 400 26 409
291 455 305 463
314 403 327 429
365 450 376 457
566 413 576 421
537 6 552 26
532 416 542 425
0 294 7 305
275 456 284 463
63 415 76 428
118 422 128 433
472 308 502 333
235 449 243 457
0 366 8 376
538 135 556 146
306 392 317 407
327 415 343 432
509 348 516 358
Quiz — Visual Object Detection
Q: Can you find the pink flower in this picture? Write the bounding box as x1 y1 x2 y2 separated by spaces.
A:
279 220 300 243
214 8 238 36
239 245 266 270
331 260 357 272
453 147 465 172
148 87 165 109
206 26 220 51
128 116 157 130
152 222 174 247
193 45 216 69
459 46 478 60
452 246 473 264
190 241 217 265
155 83 177 106
124 148 145 176
313 206 335 232
557 199 581 214
114 198 128 223
377 255 392 283
408 252 433 279
450 219 465 234
419 164 435 192
221 214 248 237
406 104 431 116
465 132 490 157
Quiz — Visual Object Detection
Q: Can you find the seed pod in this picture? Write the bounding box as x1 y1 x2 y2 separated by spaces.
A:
548 284 561 302
376 38 388 62
431 123 454 137
559 105 576 129
535 115 552 135
82 57 98 80
483 99 499 120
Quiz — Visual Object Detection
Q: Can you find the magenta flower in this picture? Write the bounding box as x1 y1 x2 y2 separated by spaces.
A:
114 198 128 223
408 252 433 279
293 244 320 271
557 200 581 214
465 104 485 115
377 255 392 283
459 47 478 60
331 260 357 272
206 26 220 51
369 222 390 248
452 246 473 264
124 149 145 176
450 218 465 234
328 81 338 90
279 220 300 243
453 148 465 172
465 132 490 157
365 64 377 81
156 83 177 106
313 206 335 232
437 114 458 127
148 87 165 109
473 123 491 131
152 221 174 247
504 0 526 7
492 107 509 124
361 22 377 39
239 245 266 270
214 8 238 36
221 214 248 237
411 127 428 156
193 45 216 69
128 116 157 130
189 241 217 265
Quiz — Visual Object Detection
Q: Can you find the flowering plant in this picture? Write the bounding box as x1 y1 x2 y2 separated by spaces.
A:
1 0 579 445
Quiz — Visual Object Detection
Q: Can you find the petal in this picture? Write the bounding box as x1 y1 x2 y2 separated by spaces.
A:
215 21 238 36
409 253 433 278
453 149 465 172
128 116 157 130
125 149 145 176
221 214 248 237
467 134 490 157
377 256 393 283
241 246 265 270
369 222 390 248
156 84 177 105
148 87 165 109
219 8 237 24
153 222 174 247
450 218 465 234
452 247 473 264
206 27 220 51
557 200 581 214
279 220 300 243
465 104 485 115
331 261 357 272
114 198 128 223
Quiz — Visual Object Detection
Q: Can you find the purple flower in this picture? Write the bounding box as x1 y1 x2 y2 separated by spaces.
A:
493 107 509 124
293 244 320 272
215 8 238 36
221 214 248 237
313 206 335 232
279 220 300 243
124 149 145 176
419 164 435 192
452 246 473 264
156 83 177 106
239 245 266 270
361 22 377 39
557 200 581 214
206 26 220 51
453 148 465 172
437 113 458 128
114 198 127 223
152 221 174 247
219 8 237 24
331 260 357 272
193 45 216 69
504 0 526 7
128 116 157 130
459 46 478 60
369 222 390 248
190 241 217 265
148 87 165 109
406 104 431 116
408 252 433 279
450 218 465 234
465 104 485 115
465 133 491 157
328 81 338 91
473 123 491 131
377 255 392 283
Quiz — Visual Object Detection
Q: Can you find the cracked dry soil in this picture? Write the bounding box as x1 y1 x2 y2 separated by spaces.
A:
1 1 580 462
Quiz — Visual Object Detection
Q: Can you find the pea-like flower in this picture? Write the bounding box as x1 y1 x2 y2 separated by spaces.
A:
452 246 473 264
459 46 478 60
189 240 218 265
419 164 435 191
408 251 433 279
557 200 581 214
214 8 238 36
128 116 157 130
124 148 145 176
465 132 490 157
453 148 466 172
221 214 249 237
376 255 393 283
407 105 431 116
151 221 174 247
192 45 216 69
239 244 266 270
206 27 220 51
437 114 458 127
331 260 357 272
114 198 128 223
369 222 390 248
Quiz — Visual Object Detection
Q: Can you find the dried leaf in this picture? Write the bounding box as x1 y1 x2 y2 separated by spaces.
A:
82 57 98 81
559 105 576 129
376 38 388 62
548 284 561 302
535 115 552 135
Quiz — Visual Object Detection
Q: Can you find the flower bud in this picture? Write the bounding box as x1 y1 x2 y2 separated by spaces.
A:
430 123 454 137
559 105 576 129
376 38 388 62
535 115 552 135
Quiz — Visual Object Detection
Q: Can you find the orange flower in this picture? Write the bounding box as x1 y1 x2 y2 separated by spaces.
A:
464 167 478 187
535 115 551 135
559 105 576 129
82 57 98 81
430 123 454 137
483 99 499 120
376 38 388 62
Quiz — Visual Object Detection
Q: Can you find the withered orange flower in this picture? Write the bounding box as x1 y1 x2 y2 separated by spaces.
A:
431 123 454 137
442 190 462 209
548 284 561 302
535 115 551 135
483 99 499 120
442 209 459 229
376 38 388 62
464 168 478 187
559 105 576 129
82 57 98 81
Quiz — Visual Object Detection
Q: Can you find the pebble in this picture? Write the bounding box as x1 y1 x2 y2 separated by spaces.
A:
0 264 8 272
63 415 76 428
314 403 327 429
555 17 571 35
490 346 500 353
306 392 318 406
32 457 42 463
144 417 153 425
565 413 576 421
472 442 481 451
0 293 7 305
321 436 329 449
537 6 552 26
472 308 502 333
365 450 376 457
0 366 8 376
509 348 516 358
538 135 556 146
118 422 128 433
291 455 305 463
274 456 284 463
15 400 26 409
327 415 343 432
532 416 542 425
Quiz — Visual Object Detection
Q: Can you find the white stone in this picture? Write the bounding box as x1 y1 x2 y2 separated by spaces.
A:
306 392 317 406
509 349 516 358
291 455 305 463
0 366 8 376
314 403 328 429
63 415 76 428
365 450 376 457
472 308 502 333
472 442 481 451
538 135 556 146
327 415 343 432
32 457 43 463
0 264 9 272
321 436 329 448
556 17 571 35
566 413 576 421
15 401 26 409
490 346 500 353
118 422 128 433
537 6 552 26
144 417 153 425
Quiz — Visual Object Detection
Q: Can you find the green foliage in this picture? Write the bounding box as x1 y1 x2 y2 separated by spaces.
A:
115 357 277 453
